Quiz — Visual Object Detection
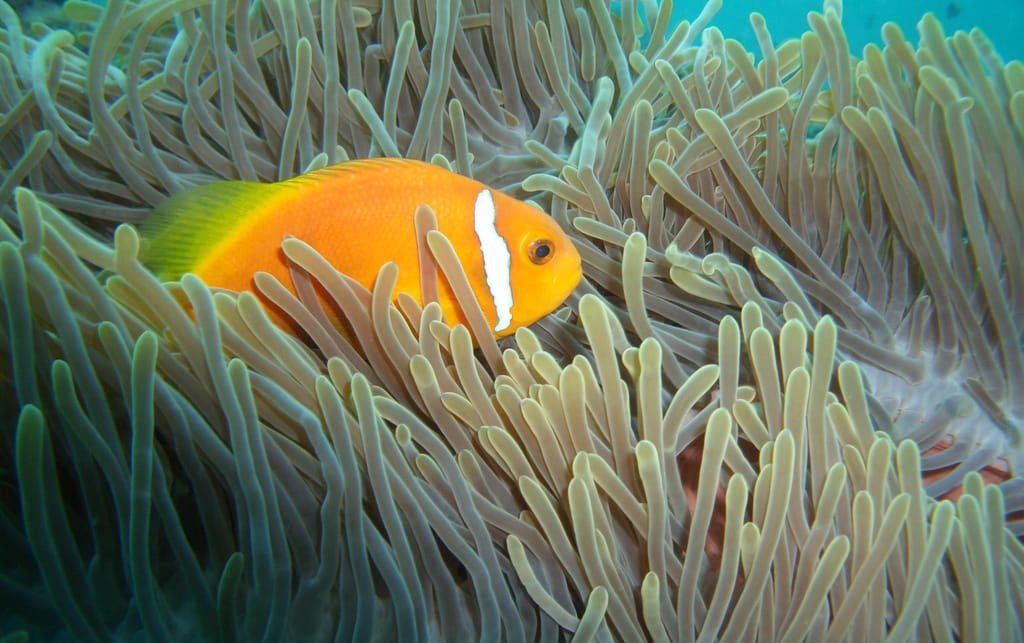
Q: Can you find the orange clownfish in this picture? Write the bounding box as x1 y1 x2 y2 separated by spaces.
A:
140 158 582 338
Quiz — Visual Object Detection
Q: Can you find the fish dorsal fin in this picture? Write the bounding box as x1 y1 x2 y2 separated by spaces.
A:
292 157 435 184
141 179 277 280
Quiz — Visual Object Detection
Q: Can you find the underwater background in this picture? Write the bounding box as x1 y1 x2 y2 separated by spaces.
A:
694 0 1022 64
2 0 1023 641
11 0 1024 62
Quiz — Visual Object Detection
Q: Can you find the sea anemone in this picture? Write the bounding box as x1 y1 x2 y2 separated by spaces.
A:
0 0 1021 640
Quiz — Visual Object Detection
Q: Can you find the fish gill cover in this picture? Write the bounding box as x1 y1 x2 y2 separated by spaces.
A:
0 0 1022 640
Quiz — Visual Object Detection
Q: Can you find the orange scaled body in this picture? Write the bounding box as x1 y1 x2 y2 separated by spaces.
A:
141 158 582 337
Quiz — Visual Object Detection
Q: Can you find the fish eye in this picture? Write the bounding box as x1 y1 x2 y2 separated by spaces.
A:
528 239 554 265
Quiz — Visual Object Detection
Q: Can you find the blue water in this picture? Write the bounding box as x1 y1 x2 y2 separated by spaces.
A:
685 0 1023 63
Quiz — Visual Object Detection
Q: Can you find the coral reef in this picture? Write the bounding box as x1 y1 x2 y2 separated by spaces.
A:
0 0 1021 639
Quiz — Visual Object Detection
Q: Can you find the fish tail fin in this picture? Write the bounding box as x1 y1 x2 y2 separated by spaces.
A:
140 180 278 280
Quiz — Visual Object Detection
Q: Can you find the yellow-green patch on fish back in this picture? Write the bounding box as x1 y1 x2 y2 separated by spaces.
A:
141 180 282 280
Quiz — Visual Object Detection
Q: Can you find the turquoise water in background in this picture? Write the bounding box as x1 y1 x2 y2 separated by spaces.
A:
682 0 1023 63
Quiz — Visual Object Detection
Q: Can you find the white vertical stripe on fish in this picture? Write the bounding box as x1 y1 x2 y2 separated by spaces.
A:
473 189 513 332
